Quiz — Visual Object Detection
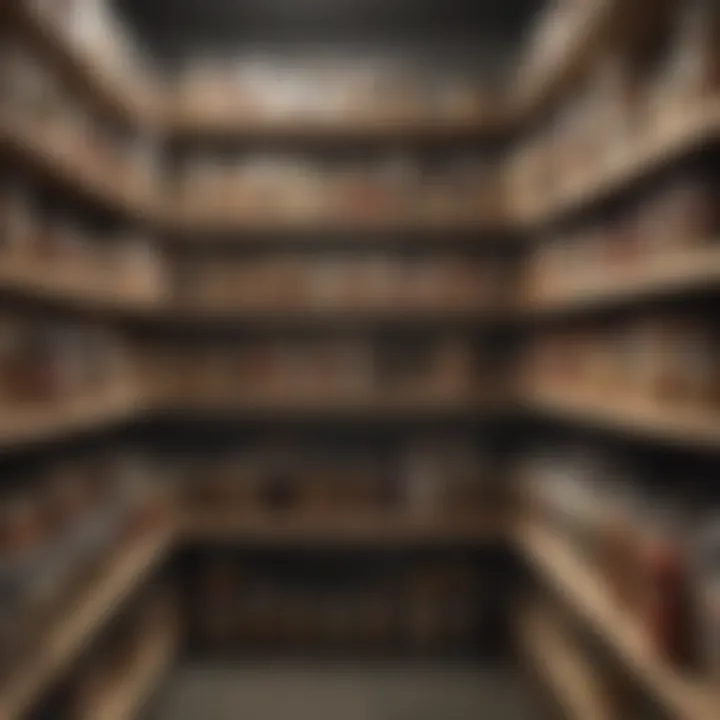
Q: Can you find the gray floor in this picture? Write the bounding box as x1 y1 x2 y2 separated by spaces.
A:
150 663 544 720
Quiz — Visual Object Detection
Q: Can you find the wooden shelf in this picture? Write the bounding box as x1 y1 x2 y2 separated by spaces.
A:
526 243 720 315
161 303 505 328
4 1 157 127
0 256 164 317
182 511 505 545
521 101 720 228
0 384 143 450
0 116 159 221
517 603 614 720
0 528 171 720
164 110 512 142
162 209 511 238
161 393 497 420
0 257 502 326
518 523 718 720
87 625 176 720
514 0 620 120
526 386 720 451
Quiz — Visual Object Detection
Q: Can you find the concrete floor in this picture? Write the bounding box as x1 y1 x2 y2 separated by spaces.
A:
149 662 544 720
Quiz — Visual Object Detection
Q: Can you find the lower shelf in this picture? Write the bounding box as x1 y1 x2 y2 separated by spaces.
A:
0 527 171 720
517 523 718 720
86 624 176 720
517 603 614 720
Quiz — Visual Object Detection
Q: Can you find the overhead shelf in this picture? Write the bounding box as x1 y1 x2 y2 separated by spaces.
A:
525 243 720 316
518 523 719 720
513 0 620 120
4 0 158 128
521 102 720 229
526 386 720 452
0 528 172 720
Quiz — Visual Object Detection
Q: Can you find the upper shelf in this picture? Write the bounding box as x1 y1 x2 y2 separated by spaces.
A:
513 0 621 121
518 101 720 230
5 0 624 139
3 1 159 129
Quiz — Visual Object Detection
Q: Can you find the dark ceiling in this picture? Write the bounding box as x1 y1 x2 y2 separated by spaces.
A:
115 0 544 68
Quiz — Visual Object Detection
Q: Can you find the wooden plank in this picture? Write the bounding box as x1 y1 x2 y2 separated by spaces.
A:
527 387 720 451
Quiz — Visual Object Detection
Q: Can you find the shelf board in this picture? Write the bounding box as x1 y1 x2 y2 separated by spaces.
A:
160 393 498 420
518 523 719 720
182 511 505 545
0 257 164 317
525 243 720 315
0 384 143 450
521 101 720 229
161 208 510 238
0 528 171 720
164 109 512 143
160 303 505 328
4 1 156 127
0 117 158 221
517 604 614 720
526 386 720 451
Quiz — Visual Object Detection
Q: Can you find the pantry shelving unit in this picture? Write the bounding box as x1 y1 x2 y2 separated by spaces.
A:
512 0 720 716
0 0 718 719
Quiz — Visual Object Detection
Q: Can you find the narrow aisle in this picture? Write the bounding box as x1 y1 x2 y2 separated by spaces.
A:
150 663 544 720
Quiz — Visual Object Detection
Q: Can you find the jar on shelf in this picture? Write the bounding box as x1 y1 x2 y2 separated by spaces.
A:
690 518 720 679
597 483 645 612
636 505 694 667
0 493 46 619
